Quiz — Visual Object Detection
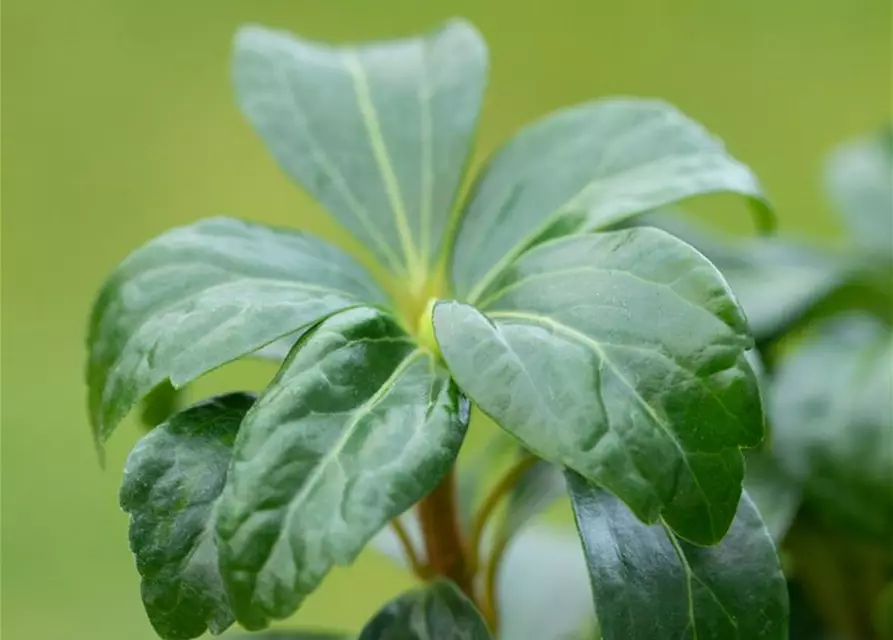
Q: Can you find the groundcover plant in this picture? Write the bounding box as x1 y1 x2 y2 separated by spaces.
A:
633 127 893 640
86 18 790 640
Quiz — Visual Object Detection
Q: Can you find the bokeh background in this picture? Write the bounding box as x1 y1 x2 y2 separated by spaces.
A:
2 1 890 638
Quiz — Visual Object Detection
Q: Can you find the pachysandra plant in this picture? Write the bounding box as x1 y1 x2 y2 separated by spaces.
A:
86 18 790 640
630 127 892 639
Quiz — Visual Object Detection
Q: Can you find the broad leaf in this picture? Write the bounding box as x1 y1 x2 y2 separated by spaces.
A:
435 228 763 544
87 217 387 444
216 307 469 629
450 99 773 302
567 473 788 640
825 126 893 255
770 314 893 539
358 581 491 640
120 392 256 640
234 20 487 284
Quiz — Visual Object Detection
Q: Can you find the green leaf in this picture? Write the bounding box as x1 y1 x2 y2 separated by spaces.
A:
87 217 387 444
216 307 469 629
357 581 491 640
450 99 773 302
120 392 256 640
770 313 893 539
567 473 788 640
825 126 893 255
233 20 487 284
435 228 763 545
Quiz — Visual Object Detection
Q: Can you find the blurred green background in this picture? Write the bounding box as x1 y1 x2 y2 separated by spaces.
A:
2 1 890 638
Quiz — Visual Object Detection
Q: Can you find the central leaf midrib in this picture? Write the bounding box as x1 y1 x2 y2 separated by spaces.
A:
345 51 421 279
265 47 406 276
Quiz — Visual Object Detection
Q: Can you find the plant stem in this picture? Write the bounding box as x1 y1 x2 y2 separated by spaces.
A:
481 529 510 634
467 454 539 574
417 467 476 600
390 518 427 579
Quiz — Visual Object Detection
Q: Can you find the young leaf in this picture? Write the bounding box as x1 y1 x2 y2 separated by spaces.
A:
435 228 762 545
825 126 893 256
770 314 893 539
450 99 773 302
216 307 469 629
567 473 788 640
87 217 387 444
233 20 487 283
357 581 492 640
120 392 256 640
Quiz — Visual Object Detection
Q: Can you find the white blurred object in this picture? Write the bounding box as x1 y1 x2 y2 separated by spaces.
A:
371 514 594 640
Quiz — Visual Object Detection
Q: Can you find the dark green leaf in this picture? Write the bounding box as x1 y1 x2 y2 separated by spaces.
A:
450 99 772 302
87 217 386 444
216 307 469 629
567 473 788 640
770 313 893 539
358 581 491 640
120 392 256 640
435 228 762 544
233 20 487 285
825 126 893 255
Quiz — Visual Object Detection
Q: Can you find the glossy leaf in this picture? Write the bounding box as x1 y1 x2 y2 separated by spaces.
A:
216 307 469 629
450 99 772 301
771 314 893 539
120 392 256 640
358 581 491 640
435 228 763 544
234 20 487 283
567 473 788 640
825 126 893 255
87 217 387 444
